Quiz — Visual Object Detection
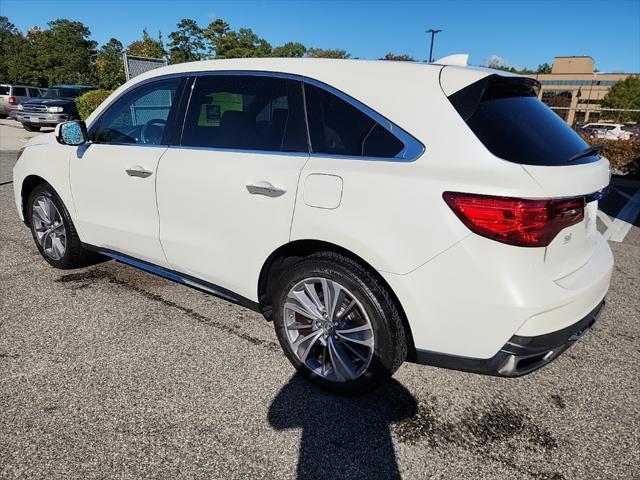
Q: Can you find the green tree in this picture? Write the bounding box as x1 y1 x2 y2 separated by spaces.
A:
537 62 552 74
96 38 125 89
272 42 306 58
33 19 97 86
127 28 166 59
0 15 18 49
306 48 351 59
379 53 415 61
168 18 205 64
602 76 640 122
0 16 20 81
203 19 272 58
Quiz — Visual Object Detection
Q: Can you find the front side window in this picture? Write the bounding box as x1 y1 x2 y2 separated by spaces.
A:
181 75 307 152
93 78 181 145
12 87 26 96
304 83 405 158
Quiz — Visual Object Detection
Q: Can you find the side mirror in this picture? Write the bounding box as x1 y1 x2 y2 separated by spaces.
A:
55 120 88 146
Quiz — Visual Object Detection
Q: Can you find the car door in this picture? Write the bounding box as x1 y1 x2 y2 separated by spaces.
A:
156 73 309 300
70 77 185 267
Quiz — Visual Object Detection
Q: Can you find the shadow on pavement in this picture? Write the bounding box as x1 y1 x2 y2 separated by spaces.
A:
268 374 417 480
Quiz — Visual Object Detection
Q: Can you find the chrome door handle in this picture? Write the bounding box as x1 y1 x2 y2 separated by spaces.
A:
246 181 286 197
125 166 153 178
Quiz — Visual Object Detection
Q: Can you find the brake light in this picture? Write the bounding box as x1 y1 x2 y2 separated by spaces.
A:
8 96 15 104
443 192 585 247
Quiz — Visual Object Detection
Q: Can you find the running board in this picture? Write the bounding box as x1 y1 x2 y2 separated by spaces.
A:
84 244 261 312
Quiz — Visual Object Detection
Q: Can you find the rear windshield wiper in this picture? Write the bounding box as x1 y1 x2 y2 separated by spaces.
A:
569 145 603 162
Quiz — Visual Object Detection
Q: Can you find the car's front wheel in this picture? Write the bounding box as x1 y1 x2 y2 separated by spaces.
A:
27 184 102 269
273 252 407 395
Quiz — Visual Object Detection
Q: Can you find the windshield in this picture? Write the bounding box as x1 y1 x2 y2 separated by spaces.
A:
448 75 598 166
43 87 84 99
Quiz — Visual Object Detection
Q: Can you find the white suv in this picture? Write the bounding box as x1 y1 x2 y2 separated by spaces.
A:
13 58 613 395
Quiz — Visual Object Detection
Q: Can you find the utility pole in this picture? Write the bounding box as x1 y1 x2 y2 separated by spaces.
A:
426 29 442 62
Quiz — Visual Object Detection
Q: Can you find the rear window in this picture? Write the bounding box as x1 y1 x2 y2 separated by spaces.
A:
0 86 11 95
448 75 598 166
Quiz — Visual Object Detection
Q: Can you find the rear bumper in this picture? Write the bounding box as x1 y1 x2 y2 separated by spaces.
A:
415 300 604 376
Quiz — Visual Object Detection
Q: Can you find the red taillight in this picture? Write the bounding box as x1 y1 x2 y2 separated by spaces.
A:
443 192 584 247
8 96 15 104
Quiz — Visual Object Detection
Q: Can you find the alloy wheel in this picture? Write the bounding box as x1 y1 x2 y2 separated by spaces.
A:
283 277 374 382
32 195 66 260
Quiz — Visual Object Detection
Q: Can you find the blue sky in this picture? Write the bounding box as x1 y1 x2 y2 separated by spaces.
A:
2 0 639 72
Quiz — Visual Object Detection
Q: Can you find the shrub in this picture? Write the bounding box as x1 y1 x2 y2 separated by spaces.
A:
76 89 112 120
580 134 640 178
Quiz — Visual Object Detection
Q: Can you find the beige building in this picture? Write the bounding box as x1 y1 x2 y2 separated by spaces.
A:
526 56 636 126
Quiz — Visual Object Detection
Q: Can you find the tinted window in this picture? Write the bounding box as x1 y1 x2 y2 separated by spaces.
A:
449 75 596 166
28 88 41 97
12 87 26 96
94 78 181 145
43 88 85 99
0 86 9 95
182 75 307 152
304 83 404 158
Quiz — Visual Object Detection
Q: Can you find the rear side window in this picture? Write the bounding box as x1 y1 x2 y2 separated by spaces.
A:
12 87 26 96
449 75 596 166
304 83 404 158
182 75 307 152
0 86 10 95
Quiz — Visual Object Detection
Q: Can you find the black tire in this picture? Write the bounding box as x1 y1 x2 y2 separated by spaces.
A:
273 252 407 395
27 183 103 269
0 114 8 119
23 123 41 132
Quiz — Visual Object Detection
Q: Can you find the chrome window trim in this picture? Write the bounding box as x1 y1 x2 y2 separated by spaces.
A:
167 144 310 158
90 69 425 162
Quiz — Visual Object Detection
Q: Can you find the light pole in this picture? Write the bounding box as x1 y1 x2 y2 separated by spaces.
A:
426 29 442 62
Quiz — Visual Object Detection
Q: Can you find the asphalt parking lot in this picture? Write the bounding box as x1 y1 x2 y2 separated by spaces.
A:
1 127 639 479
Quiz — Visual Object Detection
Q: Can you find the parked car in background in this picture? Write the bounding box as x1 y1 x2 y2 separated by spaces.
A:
16 84 95 131
13 59 612 394
581 123 632 141
621 124 640 140
0 84 45 119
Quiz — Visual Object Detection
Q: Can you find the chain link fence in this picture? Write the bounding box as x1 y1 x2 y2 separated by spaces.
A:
123 53 167 81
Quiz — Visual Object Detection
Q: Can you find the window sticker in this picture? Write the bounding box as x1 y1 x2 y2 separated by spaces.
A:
198 92 243 127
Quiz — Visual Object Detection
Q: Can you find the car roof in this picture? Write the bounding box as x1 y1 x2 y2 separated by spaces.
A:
49 84 95 88
89 58 518 143
0 84 40 88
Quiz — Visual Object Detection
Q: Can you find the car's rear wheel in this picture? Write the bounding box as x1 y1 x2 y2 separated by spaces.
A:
273 252 407 395
27 184 102 269
23 123 40 132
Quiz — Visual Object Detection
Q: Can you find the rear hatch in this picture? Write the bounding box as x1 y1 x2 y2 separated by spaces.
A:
442 69 610 279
